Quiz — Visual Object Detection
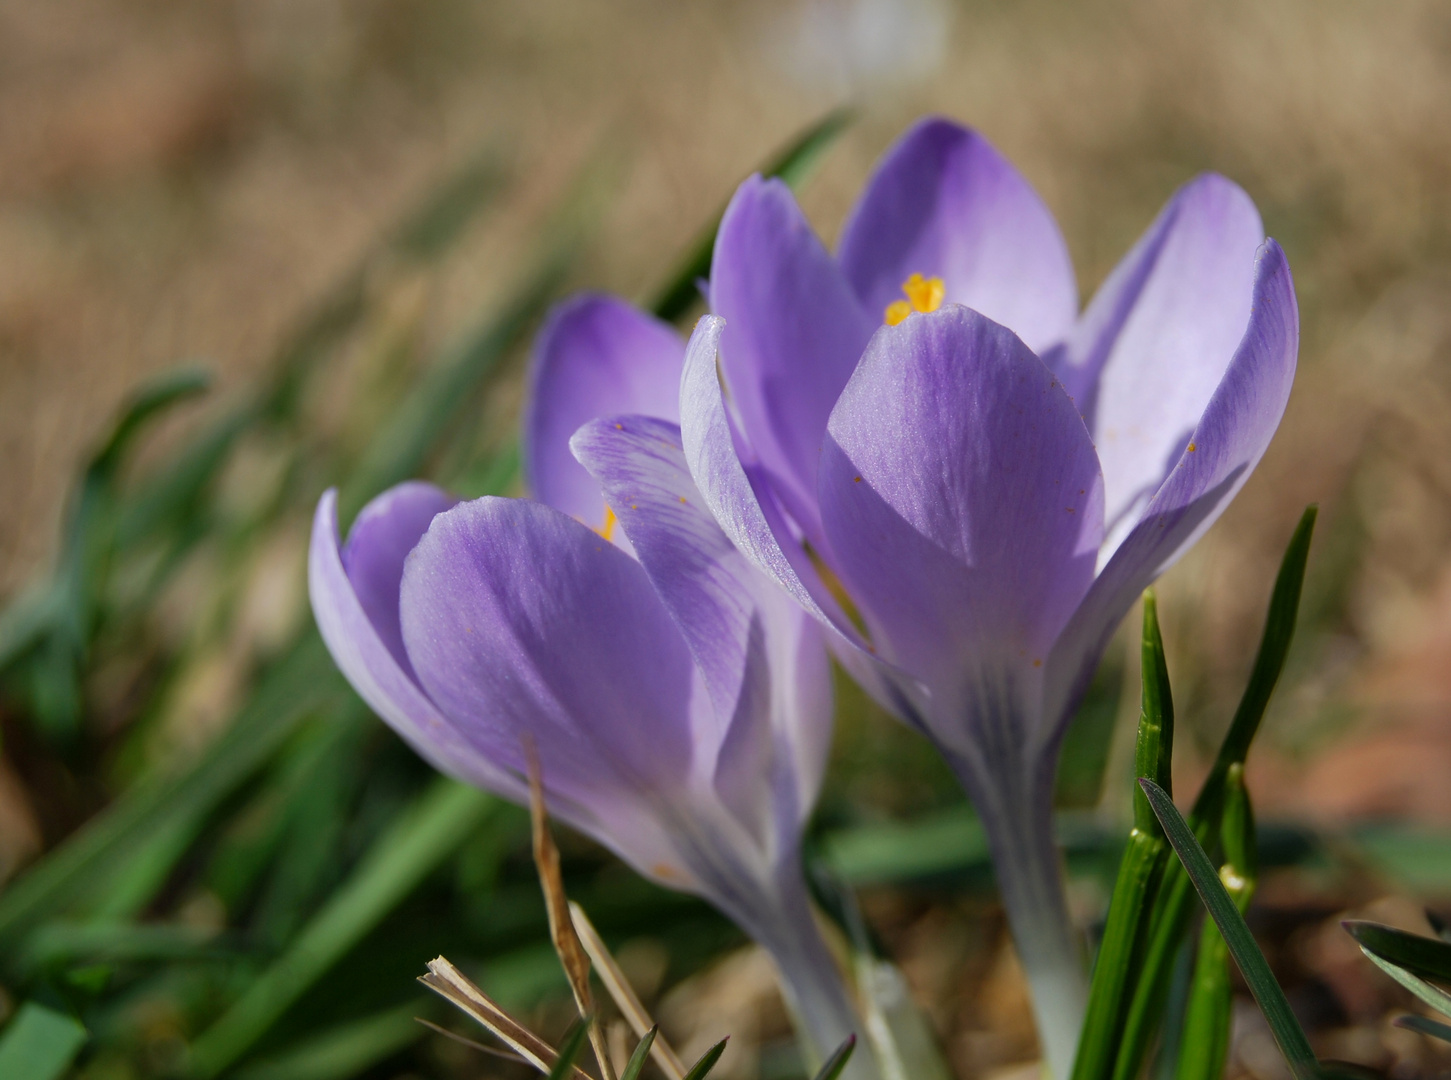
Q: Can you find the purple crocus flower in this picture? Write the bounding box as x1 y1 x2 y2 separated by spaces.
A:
308 422 872 1071
517 116 1296 1073
669 118 1298 1075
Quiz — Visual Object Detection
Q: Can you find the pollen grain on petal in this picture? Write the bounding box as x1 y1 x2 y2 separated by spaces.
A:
1187 441 1198 452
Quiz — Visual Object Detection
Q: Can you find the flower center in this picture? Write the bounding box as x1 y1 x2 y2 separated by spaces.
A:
883 272 945 326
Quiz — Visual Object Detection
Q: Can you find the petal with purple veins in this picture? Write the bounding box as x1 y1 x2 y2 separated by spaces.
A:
1045 240 1298 749
819 305 1105 743
710 176 876 546
837 117 1077 354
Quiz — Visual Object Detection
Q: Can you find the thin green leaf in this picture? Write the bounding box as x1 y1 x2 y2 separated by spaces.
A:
1073 591 1174 1080
811 1034 857 1080
1426 909 1451 944
0 1002 88 1080
1114 506 1317 1080
188 779 495 1077
390 153 507 260
1356 946 1451 1017
1394 1014 1451 1043
649 107 854 322
547 1023 593 1080
681 1038 729 1080
1141 779 1319 1080
233 1004 423 1080
1344 920 1451 984
620 1026 659 1080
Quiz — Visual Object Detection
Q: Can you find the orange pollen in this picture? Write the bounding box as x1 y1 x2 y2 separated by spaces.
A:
884 273 945 325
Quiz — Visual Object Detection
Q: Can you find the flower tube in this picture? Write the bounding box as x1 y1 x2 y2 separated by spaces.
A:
670 118 1298 1076
308 417 873 1074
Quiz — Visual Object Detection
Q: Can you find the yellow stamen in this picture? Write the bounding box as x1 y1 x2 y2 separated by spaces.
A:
596 504 617 542
884 272 945 325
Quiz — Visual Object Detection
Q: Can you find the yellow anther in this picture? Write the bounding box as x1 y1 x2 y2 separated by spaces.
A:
883 273 945 325
596 504 618 542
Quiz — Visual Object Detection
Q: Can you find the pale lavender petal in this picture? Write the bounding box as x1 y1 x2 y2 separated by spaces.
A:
399 496 699 807
340 481 457 679
819 305 1105 743
308 489 523 798
1051 175 1265 560
1044 240 1298 747
837 117 1077 354
570 414 834 836
524 293 684 531
710 176 876 547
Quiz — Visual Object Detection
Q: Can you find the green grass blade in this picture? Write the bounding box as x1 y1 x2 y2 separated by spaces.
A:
1113 507 1317 1080
1343 921 1451 984
232 1004 423 1080
389 152 507 260
1175 766 1257 1080
0 635 342 950
548 1023 592 1080
1394 1014 1451 1043
649 107 854 322
1141 779 1318 1080
620 1026 658 1080
681 1038 729 1080
188 778 494 1077
1358 948 1451 1016
811 1034 857 1080
0 1002 88 1080
1073 592 1174 1080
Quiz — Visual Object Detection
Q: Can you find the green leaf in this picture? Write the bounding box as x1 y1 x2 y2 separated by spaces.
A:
811 1034 857 1080
390 152 507 260
0 1002 88 1080
1350 943 1451 1017
620 1026 658 1080
1394 1014 1451 1043
1141 779 1319 1080
1072 592 1174 1080
681 1038 729 1080
547 1022 592 1080
1344 920 1451 985
232 1004 423 1080
188 778 495 1077
649 107 854 322
1113 506 1317 1080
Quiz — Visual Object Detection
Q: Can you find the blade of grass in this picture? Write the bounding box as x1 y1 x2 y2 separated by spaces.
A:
232 1003 423 1080
1343 921 1451 984
1394 1015 1451 1043
648 107 854 322
188 778 495 1077
0 634 343 951
1175 765 1257 1080
1141 779 1318 1080
1073 591 1174 1080
812 1035 858 1080
0 1003 87 1080
1353 947 1451 1017
620 1027 659 1080
681 1038 730 1080
548 1023 593 1080
1113 506 1317 1080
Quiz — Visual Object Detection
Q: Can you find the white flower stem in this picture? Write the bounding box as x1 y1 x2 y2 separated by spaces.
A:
950 752 1088 1080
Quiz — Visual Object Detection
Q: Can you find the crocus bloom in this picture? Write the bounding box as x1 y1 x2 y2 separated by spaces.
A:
672 118 1297 1077
309 421 871 1072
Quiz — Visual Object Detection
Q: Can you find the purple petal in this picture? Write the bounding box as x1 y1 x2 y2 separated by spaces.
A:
818 305 1105 741
524 293 684 531
399 496 700 809
308 489 523 798
837 117 1077 354
570 413 834 835
1050 175 1265 558
710 176 876 547
1045 240 1298 744
340 481 458 679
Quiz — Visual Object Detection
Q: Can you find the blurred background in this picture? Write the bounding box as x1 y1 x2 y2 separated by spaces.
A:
2 1 1451 1078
